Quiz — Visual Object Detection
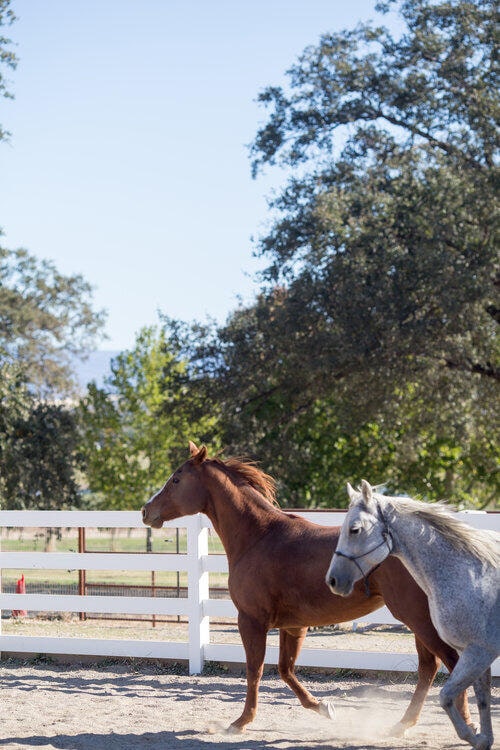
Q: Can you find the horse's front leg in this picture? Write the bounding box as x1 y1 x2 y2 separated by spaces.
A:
227 611 267 734
440 647 494 750
278 628 335 720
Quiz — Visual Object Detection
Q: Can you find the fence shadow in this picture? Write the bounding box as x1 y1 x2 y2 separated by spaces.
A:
0 730 413 750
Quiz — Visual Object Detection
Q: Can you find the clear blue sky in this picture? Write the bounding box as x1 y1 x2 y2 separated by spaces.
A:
1 0 393 351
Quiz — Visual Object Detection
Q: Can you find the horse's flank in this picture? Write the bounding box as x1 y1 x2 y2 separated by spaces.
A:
376 494 499 568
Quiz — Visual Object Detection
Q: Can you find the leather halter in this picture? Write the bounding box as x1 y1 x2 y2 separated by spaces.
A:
333 512 393 597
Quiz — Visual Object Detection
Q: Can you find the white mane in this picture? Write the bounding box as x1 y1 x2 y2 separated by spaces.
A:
376 493 499 568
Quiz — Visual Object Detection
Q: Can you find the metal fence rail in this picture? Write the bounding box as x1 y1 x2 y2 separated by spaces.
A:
0 509 498 676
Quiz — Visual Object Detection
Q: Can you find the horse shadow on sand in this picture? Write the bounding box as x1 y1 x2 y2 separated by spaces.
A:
0 730 419 750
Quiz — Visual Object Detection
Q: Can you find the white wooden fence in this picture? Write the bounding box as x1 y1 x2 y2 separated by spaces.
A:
0 509 498 676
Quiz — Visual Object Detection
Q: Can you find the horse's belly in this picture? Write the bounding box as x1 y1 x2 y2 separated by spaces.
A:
269 590 384 630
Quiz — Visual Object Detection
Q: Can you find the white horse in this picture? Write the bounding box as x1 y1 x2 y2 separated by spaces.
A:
326 480 499 750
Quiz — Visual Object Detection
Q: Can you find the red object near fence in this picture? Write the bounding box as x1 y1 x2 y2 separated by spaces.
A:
12 573 27 617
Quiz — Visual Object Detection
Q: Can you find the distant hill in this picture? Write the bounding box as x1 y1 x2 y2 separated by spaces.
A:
72 350 120 392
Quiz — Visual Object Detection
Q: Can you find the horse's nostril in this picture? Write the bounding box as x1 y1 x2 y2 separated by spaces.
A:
142 507 146 518
329 577 336 589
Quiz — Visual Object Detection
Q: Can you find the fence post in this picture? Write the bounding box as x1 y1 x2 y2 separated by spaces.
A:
187 514 210 675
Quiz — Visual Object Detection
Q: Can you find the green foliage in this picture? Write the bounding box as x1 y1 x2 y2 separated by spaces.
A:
264 391 499 509
0 396 84 509
252 0 497 175
79 325 221 509
0 246 106 397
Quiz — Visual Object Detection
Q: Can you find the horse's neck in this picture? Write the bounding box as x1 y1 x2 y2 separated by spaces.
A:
203 469 280 564
385 504 454 600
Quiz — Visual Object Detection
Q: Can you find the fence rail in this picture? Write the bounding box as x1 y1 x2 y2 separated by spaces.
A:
0 509 498 676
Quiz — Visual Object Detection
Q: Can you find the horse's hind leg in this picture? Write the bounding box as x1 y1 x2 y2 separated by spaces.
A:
381 579 472 733
391 636 441 736
278 628 335 719
439 646 493 750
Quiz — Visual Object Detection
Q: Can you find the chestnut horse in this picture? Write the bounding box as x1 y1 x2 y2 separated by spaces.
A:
142 443 470 735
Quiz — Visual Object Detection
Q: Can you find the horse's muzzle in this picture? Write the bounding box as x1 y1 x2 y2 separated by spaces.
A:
141 505 163 529
325 570 353 597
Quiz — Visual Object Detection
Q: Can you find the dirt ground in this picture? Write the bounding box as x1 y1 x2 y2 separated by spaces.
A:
0 658 498 750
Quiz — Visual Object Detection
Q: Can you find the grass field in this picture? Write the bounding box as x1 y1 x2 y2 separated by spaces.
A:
0 526 228 591
0 526 188 553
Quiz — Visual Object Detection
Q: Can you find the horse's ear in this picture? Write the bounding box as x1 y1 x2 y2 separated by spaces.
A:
189 441 199 456
191 444 208 464
360 479 375 508
346 482 357 501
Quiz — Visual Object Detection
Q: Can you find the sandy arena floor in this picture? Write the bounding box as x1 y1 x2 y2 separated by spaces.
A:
0 658 498 750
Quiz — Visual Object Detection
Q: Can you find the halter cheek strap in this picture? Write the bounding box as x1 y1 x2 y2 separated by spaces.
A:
334 515 393 597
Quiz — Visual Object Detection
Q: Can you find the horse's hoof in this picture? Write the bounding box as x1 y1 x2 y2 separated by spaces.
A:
388 721 408 738
317 701 336 720
473 734 491 750
226 723 245 735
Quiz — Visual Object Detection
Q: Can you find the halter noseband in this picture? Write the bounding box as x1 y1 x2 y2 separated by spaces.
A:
333 511 392 597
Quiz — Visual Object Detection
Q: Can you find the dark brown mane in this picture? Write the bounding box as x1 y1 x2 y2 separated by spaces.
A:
211 455 279 506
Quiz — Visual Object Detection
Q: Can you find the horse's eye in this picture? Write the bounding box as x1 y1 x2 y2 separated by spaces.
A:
172 477 180 484
350 526 360 535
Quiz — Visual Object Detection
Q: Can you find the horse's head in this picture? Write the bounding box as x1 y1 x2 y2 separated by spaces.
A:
142 441 210 528
325 479 393 596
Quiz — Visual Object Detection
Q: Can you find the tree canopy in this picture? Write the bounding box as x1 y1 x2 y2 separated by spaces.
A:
0 247 107 397
188 0 498 507
79 325 220 509
249 0 497 389
0 245 106 509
